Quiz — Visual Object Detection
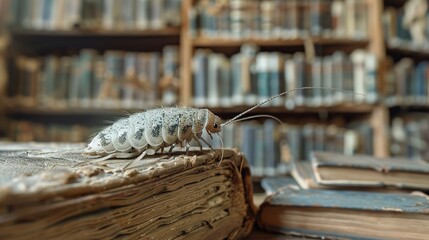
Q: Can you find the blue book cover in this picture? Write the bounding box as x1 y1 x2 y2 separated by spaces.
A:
259 188 429 239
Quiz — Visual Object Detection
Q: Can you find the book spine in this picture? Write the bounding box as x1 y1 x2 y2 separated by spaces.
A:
207 53 221 107
332 51 345 103
219 57 232 107
268 53 285 106
350 49 366 103
193 50 209 107
292 52 305 106
161 45 179 105
256 52 270 105
311 57 323 106
230 54 244 105
364 53 378 103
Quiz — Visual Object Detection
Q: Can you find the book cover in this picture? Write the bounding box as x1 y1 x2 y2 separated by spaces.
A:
0 143 256 239
258 188 429 239
312 151 429 190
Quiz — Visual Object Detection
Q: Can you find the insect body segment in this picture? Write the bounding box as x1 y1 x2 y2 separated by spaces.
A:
83 107 220 164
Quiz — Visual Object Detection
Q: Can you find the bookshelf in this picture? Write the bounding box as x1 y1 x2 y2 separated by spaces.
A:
0 0 397 172
382 0 429 160
180 0 389 162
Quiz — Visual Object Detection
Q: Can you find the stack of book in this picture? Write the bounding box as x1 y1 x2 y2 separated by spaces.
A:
258 151 429 239
191 0 368 39
7 46 180 109
192 45 378 108
6 0 182 31
195 120 373 177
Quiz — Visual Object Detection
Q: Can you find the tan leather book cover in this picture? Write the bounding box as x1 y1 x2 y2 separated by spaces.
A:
0 143 256 239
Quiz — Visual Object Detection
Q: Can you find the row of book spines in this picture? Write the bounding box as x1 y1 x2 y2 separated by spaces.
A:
197 120 373 177
7 0 181 31
390 116 429 161
190 0 368 39
385 58 429 105
192 48 378 109
8 46 180 108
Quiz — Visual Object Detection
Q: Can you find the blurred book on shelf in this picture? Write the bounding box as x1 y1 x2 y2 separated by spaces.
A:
6 0 182 31
385 57 429 106
192 45 378 108
190 0 368 40
390 115 429 161
6 46 180 109
194 119 373 177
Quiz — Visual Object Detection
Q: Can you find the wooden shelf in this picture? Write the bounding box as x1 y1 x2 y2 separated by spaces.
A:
386 45 429 60
5 104 375 118
10 28 181 53
5 106 141 117
387 102 429 110
192 37 369 48
197 104 376 114
10 28 181 38
383 0 406 8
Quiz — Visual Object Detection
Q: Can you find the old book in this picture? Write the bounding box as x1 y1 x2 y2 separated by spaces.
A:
0 143 255 239
312 151 429 190
291 160 410 193
258 188 429 239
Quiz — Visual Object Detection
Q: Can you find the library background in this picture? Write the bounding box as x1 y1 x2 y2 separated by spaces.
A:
0 0 429 239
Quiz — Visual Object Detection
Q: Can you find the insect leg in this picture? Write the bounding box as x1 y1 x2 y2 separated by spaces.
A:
197 136 213 150
168 144 175 154
185 142 191 155
159 142 165 154
76 150 140 167
123 149 148 170
193 136 204 151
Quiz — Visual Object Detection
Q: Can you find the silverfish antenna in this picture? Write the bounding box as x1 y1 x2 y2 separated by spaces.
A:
221 87 364 126
216 132 224 167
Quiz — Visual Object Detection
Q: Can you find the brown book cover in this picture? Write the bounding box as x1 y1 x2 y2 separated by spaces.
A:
0 143 256 239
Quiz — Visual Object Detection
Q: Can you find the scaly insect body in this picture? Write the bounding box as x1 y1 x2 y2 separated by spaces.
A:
83 87 362 168
83 107 223 165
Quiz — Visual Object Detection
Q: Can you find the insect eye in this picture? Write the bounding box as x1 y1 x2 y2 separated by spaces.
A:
213 123 218 129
